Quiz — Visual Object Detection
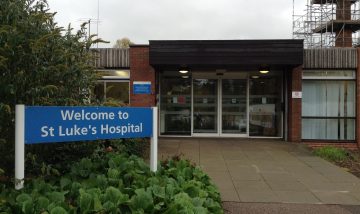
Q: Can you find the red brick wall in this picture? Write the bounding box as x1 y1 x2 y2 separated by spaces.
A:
288 65 302 142
304 142 358 150
129 46 156 107
357 48 360 148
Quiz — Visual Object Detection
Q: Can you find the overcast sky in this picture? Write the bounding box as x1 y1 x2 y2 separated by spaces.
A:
49 0 307 47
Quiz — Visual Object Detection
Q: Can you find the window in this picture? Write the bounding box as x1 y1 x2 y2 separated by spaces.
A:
249 74 283 137
94 70 130 105
302 70 356 140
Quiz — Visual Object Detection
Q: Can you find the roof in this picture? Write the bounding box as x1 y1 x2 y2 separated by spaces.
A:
149 40 304 70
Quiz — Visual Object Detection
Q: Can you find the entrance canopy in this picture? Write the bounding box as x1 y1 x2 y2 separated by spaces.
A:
149 40 303 71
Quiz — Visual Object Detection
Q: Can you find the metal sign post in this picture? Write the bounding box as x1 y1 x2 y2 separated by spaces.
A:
150 107 158 172
15 105 25 190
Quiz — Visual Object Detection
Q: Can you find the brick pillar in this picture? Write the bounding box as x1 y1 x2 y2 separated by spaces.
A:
356 48 360 148
129 45 156 107
335 29 353 47
335 0 353 47
288 66 302 142
336 0 351 20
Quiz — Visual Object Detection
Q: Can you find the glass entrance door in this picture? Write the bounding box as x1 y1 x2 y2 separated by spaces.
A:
193 79 218 134
160 71 284 138
192 78 248 136
221 79 247 135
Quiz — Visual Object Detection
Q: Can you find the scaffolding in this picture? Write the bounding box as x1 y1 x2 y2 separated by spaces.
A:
293 0 360 48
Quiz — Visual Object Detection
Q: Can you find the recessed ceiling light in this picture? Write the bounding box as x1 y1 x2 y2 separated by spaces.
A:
182 75 189 79
251 75 259 79
179 70 189 74
259 65 270 74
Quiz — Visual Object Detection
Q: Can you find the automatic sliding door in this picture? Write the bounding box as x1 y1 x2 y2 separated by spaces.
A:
193 79 218 134
221 79 247 134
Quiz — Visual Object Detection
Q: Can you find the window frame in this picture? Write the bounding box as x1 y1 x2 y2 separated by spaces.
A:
94 69 131 105
301 69 356 141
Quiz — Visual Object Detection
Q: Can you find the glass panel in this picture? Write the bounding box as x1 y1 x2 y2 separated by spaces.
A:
327 81 355 117
302 81 327 117
302 79 356 140
94 82 105 102
302 118 355 140
249 77 282 137
302 81 355 117
160 76 191 135
97 70 130 79
106 82 129 104
303 70 355 79
222 79 247 134
193 79 218 133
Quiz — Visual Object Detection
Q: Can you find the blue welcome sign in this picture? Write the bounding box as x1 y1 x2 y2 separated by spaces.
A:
15 105 158 189
24 106 153 144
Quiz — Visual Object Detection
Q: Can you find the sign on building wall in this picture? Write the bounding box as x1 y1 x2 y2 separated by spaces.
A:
292 91 302 99
133 81 152 94
25 106 153 144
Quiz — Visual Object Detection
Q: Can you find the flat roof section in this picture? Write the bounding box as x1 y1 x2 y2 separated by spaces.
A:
149 40 304 71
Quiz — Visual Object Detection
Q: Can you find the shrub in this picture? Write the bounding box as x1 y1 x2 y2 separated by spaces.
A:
313 146 352 162
109 138 149 158
25 141 100 177
0 152 223 213
0 0 105 176
22 138 150 181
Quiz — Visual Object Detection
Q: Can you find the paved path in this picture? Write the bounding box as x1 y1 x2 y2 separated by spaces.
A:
159 138 360 205
222 202 360 214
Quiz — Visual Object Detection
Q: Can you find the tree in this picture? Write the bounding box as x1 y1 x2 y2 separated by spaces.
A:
113 37 134 48
0 0 103 175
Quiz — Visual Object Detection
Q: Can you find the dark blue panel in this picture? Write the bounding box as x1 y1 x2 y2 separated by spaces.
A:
133 82 151 94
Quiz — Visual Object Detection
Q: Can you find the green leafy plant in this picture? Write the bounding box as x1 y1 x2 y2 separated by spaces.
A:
0 152 223 213
109 138 149 157
313 146 352 162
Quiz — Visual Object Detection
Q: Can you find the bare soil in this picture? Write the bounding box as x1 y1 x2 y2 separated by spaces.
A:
333 152 360 178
